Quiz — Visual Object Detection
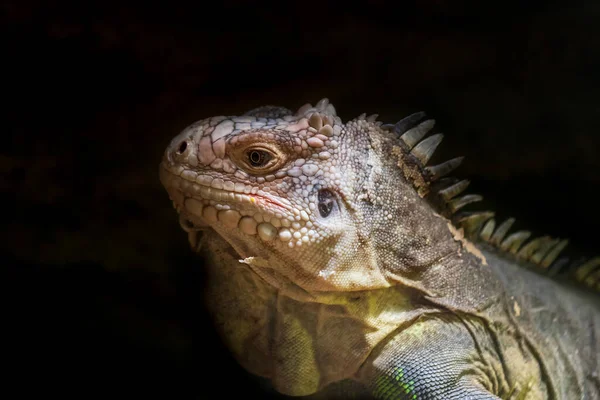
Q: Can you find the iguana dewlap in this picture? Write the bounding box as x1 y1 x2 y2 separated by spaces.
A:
159 99 599 399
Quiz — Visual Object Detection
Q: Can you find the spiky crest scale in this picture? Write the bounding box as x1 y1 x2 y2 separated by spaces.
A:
381 108 599 292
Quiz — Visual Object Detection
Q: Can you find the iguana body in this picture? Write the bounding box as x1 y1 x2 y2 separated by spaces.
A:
159 99 599 399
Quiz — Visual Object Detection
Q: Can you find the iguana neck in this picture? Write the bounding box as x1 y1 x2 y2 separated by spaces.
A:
200 221 505 396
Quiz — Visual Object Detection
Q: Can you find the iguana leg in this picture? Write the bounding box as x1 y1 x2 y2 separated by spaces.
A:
359 315 505 399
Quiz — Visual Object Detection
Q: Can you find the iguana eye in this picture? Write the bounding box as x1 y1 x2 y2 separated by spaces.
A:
247 149 271 167
230 141 289 175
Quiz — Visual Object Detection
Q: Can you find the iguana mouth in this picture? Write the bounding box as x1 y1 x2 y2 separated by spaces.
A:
159 163 307 244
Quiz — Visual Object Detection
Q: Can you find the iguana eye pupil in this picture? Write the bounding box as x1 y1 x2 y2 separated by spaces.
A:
318 189 336 218
248 150 270 167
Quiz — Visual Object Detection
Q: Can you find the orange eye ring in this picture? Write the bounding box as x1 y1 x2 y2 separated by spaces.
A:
230 143 288 175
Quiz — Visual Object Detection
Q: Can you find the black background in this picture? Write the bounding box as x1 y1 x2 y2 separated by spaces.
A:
3 1 599 398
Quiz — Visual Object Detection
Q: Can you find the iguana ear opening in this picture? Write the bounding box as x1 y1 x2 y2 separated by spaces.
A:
317 188 337 218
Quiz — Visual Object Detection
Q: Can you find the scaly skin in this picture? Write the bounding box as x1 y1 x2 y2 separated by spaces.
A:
159 99 599 399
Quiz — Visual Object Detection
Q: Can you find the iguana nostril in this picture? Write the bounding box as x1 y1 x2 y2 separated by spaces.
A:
177 141 188 154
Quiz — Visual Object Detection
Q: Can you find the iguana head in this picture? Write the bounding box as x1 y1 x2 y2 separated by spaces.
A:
160 98 460 293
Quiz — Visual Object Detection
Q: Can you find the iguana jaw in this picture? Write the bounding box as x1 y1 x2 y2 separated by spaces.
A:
160 163 298 244
160 160 392 293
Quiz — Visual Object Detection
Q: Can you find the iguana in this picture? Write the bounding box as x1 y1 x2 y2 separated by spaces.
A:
159 98 599 399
